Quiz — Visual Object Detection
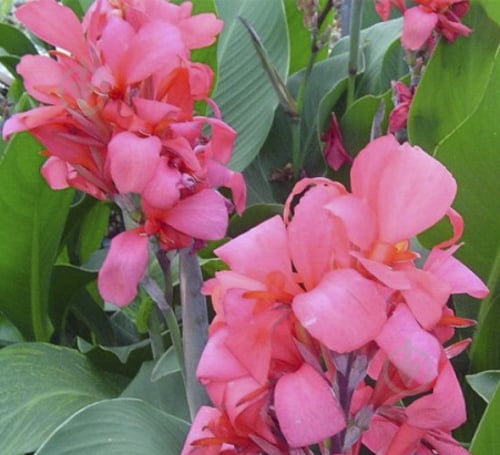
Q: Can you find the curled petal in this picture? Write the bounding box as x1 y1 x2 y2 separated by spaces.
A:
141 161 182 210
275 363 346 448
98 229 149 306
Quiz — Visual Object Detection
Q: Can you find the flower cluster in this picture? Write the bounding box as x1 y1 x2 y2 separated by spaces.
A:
3 0 245 306
374 0 471 51
181 135 488 454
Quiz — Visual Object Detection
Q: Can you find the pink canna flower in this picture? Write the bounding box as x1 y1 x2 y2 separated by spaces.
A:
187 133 487 453
388 81 414 134
402 0 472 51
373 0 406 22
3 0 246 306
321 113 353 171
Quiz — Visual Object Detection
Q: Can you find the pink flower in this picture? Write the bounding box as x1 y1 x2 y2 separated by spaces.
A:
3 0 246 306
373 0 406 21
402 0 472 51
321 113 352 171
388 81 413 134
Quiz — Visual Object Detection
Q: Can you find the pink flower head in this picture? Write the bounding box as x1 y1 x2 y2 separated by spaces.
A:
373 0 406 21
191 133 487 452
388 81 414 134
3 0 246 306
321 113 353 171
401 0 472 51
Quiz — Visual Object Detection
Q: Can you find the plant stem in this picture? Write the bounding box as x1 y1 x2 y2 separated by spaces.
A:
347 0 363 107
179 247 210 419
156 250 185 379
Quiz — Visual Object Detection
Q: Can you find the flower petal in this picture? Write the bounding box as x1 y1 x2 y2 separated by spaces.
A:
162 189 228 240
275 363 346 448
107 132 161 194
402 7 439 51
293 269 387 353
97 229 149 306
376 304 441 385
16 0 90 64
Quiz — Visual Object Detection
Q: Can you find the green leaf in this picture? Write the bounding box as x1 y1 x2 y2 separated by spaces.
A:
0 313 25 346
228 203 283 237
467 370 500 403
213 0 289 171
480 0 500 25
151 347 181 381
35 398 189 455
409 8 500 374
470 381 500 453
408 3 500 153
0 343 126 455
0 133 73 340
0 23 37 56
48 264 97 334
77 336 152 377
121 361 190 421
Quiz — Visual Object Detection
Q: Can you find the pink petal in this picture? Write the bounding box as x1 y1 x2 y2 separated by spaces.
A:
16 0 90 64
293 269 387 353
97 229 149 306
40 156 70 190
353 136 457 244
407 358 466 430
354 255 412 290
196 327 248 383
288 183 349 290
376 304 441 385
107 132 161 194
205 160 246 214
16 55 65 105
275 363 346 448
181 406 221 455
2 105 66 139
402 268 450 329
179 13 223 49
215 215 297 293
196 117 237 164
141 160 181 209
402 7 439 51
424 247 489 298
162 189 228 240
325 194 377 250
121 21 185 85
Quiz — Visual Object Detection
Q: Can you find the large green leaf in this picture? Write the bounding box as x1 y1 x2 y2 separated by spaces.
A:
408 2 500 153
35 398 189 455
0 343 126 455
0 23 37 56
409 13 500 373
213 0 289 171
0 133 73 340
470 381 500 454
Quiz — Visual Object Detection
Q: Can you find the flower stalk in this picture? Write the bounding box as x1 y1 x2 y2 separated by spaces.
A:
347 0 363 107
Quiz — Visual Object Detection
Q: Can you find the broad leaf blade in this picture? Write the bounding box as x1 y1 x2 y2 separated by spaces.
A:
214 0 289 171
35 398 189 455
0 133 73 340
0 343 125 455
470 381 500 453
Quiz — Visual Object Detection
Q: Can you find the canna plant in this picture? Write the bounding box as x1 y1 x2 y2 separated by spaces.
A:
0 0 499 454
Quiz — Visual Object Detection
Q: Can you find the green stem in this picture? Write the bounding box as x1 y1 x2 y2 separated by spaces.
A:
156 250 185 379
179 247 210 419
347 0 363 107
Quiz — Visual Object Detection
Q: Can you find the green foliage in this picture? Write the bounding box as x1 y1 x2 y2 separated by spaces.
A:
467 370 500 403
470 381 500 453
35 398 189 455
0 133 73 340
0 343 126 455
213 0 289 171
